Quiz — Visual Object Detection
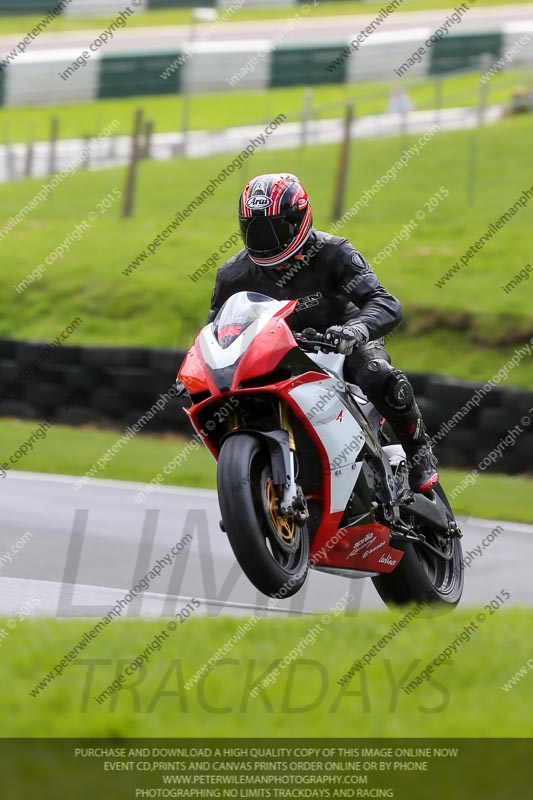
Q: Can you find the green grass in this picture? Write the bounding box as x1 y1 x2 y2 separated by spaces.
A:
0 0 531 34
1 611 531 737
436 469 533 523
0 419 217 490
386 329 533 388
1 115 532 354
2 419 532 522
0 69 529 143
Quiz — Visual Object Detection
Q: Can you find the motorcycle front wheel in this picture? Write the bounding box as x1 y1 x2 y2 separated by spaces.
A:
217 433 309 598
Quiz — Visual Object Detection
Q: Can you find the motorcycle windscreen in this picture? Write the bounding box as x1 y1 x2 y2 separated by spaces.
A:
212 292 281 349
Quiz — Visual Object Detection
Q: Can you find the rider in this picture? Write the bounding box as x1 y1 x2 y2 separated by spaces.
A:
206 172 438 493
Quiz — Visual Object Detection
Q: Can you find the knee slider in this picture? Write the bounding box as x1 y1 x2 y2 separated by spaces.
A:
384 369 415 412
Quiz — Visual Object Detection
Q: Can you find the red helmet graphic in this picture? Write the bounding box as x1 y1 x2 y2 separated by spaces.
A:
238 173 313 267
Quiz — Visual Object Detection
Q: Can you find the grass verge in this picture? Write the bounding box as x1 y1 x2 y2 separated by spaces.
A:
1 610 531 737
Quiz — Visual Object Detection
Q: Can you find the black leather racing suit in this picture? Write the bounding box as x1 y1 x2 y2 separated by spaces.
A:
207 228 435 487
207 228 400 339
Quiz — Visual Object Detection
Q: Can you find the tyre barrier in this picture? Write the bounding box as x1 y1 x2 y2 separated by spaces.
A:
0 338 531 475
0 340 190 436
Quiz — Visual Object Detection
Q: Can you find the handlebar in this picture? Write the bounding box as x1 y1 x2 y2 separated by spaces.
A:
294 328 338 353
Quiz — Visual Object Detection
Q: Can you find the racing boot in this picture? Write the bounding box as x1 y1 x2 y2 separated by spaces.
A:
392 419 439 493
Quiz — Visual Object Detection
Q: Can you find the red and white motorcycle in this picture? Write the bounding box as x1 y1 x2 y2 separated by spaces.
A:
178 291 463 609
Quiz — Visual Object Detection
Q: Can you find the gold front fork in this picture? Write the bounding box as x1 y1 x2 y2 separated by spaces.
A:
279 400 296 450
278 400 308 525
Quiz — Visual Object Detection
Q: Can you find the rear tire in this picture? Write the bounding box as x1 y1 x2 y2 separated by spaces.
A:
217 434 309 598
372 484 463 614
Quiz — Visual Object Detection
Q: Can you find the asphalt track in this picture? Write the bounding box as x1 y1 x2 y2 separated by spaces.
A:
0 5 532 55
0 471 531 618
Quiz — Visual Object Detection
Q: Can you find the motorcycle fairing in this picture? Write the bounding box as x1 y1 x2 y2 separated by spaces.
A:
179 291 405 576
311 522 404 574
287 379 365 514
196 297 299 395
286 379 405 573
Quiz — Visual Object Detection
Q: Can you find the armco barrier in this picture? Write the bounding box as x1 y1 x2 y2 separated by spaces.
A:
187 40 272 92
429 31 503 74
0 1 57 14
98 51 183 98
270 43 349 87
2 21 533 106
2 0 284 13
3 0 406 12
504 23 533 59
64 0 149 16
149 0 216 7
0 338 531 475
348 31 432 82
5 49 100 107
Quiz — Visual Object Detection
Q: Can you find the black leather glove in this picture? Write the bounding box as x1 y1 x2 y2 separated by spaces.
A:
324 322 369 355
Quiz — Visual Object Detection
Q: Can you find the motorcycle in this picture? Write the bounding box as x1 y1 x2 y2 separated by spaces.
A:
178 291 463 610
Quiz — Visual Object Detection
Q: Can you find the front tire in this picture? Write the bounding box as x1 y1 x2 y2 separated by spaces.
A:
372 484 463 613
217 434 309 598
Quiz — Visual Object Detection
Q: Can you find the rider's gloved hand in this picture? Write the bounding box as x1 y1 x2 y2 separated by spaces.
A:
324 322 369 355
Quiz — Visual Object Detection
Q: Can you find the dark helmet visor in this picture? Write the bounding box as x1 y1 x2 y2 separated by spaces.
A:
239 215 298 258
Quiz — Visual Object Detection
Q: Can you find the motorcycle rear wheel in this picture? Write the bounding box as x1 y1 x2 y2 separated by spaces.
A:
217 433 309 598
372 484 463 614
